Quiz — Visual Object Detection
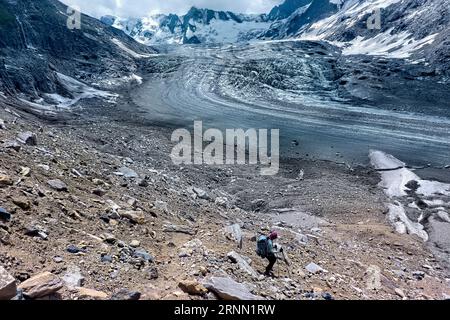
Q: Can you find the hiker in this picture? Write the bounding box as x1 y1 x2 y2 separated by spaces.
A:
256 231 279 276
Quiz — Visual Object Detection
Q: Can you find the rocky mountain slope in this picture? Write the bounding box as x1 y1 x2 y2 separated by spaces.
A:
263 0 449 74
268 0 314 21
0 0 155 118
262 0 340 39
1 87 450 300
299 0 450 71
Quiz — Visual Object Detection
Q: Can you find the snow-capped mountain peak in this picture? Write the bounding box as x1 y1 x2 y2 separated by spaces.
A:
298 0 449 63
101 0 449 74
102 6 271 45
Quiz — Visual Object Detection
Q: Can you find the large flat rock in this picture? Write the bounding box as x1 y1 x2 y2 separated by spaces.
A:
0 266 17 300
202 276 261 300
18 272 63 299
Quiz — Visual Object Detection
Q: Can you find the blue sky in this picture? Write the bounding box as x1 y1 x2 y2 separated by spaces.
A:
60 0 284 17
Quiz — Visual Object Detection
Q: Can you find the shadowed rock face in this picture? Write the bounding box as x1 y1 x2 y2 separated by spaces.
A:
0 0 155 98
268 0 312 21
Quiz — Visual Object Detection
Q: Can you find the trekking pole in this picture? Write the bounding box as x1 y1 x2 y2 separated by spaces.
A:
281 249 292 278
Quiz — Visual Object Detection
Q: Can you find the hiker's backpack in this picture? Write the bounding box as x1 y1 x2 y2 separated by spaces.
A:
256 235 269 258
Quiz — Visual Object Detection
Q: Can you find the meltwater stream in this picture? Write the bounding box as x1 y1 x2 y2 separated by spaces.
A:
132 40 450 168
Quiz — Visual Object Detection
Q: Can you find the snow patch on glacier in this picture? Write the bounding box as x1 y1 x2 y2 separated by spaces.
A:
341 31 438 59
19 73 117 111
370 150 450 242
111 38 157 58
369 150 419 197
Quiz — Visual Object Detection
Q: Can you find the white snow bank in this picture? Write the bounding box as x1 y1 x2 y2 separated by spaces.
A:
186 19 271 44
111 38 157 58
369 150 419 197
341 31 438 59
20 73 117 111
92 73 144 88
370 150 450 242
54 73 117 107
370 150 450 198
417 180 450 197
301 0 402 41
387 202 428 241
130 74 143 85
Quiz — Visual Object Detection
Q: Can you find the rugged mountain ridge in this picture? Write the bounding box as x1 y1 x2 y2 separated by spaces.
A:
268 0 313 21
299 0 450 75
101 6 271 45
0 0 155 118
103 0 449 76
102 0 342 45
262 0 340 39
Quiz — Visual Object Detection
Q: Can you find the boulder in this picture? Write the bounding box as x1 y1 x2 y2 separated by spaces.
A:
146 266 159 280
130 240 140 248
223 224 243 249
110 289 141 300
412 271 425 280
133 249 154 262
0 266 17 300
250 199 267 211
67 244 85 254
92 188 106 197
12 197 31 210
215 197 229 208
366 265 382 291
18 272 63 299
141 285 162 300
121 210 145 224
0 119 5 130
137 178 149 187
47 179 68 192
178 280 208 296
62 267 85 289
53 257 64 264
295 233 309 245
76 287 108 300
193 187 209 200
20 167 31 177
305 262 327 274
24 225 48 240
101 232 117 244
17 131 38 146
227 251 258 278
101 254 113 263
114 167 138 178
0 174 13 187
3 140 21 151
202 276 261 300
163 224 195 235
0 208 11 222
395 288 406 299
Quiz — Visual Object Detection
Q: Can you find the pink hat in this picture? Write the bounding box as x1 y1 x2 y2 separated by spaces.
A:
269 231 278 240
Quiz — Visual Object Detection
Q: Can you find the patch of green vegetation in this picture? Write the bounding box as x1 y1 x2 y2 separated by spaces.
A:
0 3 15 27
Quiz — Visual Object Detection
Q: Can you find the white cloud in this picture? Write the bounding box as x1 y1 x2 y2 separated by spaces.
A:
60 0 283 17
